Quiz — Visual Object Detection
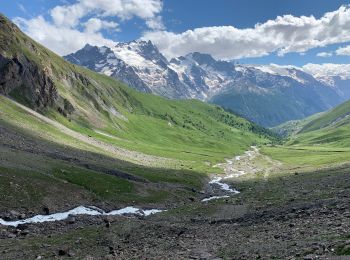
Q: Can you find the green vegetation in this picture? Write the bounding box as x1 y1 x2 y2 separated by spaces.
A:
53 167 133 200
209 88 322 127
263 99 350 168
270 112 324 137
0 13 275 171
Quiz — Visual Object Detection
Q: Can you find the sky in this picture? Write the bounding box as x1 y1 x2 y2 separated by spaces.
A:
1 0 350 66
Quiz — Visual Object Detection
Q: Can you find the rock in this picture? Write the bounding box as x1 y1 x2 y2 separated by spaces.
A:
9 210 20 219
108 246 116 256
17 224 29 230
7 233 16 239
67 216 76 224
42 206 50 215
20 230 30 236
178 229 185 236
58 249 67 256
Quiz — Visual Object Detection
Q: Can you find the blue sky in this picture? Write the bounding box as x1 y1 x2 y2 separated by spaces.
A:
2 0 350 65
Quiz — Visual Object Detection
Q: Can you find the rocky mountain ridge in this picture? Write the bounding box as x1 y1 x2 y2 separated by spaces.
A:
65 41 349 127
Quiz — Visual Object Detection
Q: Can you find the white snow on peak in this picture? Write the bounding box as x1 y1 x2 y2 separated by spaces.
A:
302 63 350 83
249 64 306 83
111 45 155 70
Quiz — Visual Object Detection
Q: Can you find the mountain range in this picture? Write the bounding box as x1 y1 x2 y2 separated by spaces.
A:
65 41 350 127
2 12 350 259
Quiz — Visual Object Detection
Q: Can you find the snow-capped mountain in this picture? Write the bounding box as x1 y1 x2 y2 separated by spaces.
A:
65 41 347 127
302 63 350 100
65 41 193 98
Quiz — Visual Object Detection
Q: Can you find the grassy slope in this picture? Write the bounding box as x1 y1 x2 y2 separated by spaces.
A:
0 14 274 167
263 100 350 168
288 99 350 148
0 14 277 211
270 112 324 137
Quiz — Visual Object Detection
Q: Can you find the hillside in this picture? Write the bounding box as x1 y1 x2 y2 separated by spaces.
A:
270 112 324 137
0 13 276 214
287 99 350 147
0 14 274 161
262 99 350 174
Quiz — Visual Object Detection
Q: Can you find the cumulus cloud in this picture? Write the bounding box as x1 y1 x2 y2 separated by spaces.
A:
84 18 119 33
336 45 350 56
316 52 333 57
50 0 163 26
146 16 165 30
143 5 350 59
303 63 350 80
15 16 116 56
14 0 163 55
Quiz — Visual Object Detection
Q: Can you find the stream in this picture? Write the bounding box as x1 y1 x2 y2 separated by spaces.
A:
201 146 258 202
0 206 164 227
0 147 258 227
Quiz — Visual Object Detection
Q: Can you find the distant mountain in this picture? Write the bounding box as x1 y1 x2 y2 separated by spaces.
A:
65 41 192 98
302 63 350 101
65 42 347 127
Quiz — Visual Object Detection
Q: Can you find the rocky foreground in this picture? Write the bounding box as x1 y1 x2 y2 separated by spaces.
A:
1 152 350 259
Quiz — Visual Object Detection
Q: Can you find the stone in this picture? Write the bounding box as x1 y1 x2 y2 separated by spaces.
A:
58 249 67 256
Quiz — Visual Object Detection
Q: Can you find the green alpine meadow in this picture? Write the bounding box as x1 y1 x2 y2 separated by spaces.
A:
1 1 350 259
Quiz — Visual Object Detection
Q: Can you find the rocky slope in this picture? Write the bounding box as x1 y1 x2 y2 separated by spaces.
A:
65 43 346 127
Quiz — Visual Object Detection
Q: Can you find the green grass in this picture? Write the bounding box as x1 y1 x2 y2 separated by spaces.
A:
300 99 350 133
53 167 133 200
0 14 276 173
262 145 350 167
265 99 350 168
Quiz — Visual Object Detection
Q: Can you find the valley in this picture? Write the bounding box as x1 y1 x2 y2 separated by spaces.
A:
0 10 350 260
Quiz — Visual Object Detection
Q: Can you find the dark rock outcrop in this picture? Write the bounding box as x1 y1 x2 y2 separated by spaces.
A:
0 54 58 110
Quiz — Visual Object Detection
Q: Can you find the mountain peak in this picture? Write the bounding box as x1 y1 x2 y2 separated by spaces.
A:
82 43 95 51
186 52 216 65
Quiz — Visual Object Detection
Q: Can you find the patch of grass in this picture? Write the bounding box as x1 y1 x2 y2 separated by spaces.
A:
261 145 350 167
53 167 133 200
336 245 350 256
0 166 94 212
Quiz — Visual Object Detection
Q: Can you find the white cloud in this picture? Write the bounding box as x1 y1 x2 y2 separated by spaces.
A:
15 16 116 56
143 5 350 60
336 45 350 56
17 3 27 14
316 51 333 57
303 63 350 80
84 18 119 33
50 0 163 26
14 0 163 55
145 15 165 30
